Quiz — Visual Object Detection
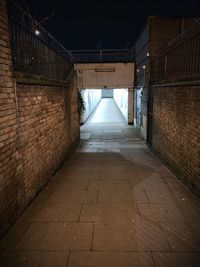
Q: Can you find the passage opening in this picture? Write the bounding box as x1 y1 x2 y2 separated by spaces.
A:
80 88 128 125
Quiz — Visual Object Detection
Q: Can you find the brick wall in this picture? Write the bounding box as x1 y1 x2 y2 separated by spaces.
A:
0 0 79 237
16 76 79 203
152 84 200 195
0 0 20 236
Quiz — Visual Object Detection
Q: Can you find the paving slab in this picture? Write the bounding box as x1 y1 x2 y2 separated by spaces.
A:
88 180 131 191
138 203 186 222
100 169 131 180
135 220 170 251
101 165 126 172
0 251 69 267
68 251 155 267
92 221 170 251
61 172 101 180
133 188 150 203
46 190 97 204
152 252 200 267
47 178 90 191
187 223 200 240
20 203 82 222
15 223 93 251
92 223 137 251
80 204 137 223
160 222 200 251
145 188 179 203
63 165 94 173
171 187 200 203
98 188 134 204
101 157 127 165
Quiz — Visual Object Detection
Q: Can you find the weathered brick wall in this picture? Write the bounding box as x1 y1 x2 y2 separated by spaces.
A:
0 0 21 237
0 0 79 237
16 77 79 203
0 77 79 238
152 84 200 195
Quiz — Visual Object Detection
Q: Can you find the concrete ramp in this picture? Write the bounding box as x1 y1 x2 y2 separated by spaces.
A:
87 98 127 124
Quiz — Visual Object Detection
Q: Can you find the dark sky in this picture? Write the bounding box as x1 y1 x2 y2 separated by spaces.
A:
20 0 199 50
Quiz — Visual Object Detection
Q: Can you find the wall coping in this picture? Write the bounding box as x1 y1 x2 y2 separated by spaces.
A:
152 79 200 88
14 71 73 87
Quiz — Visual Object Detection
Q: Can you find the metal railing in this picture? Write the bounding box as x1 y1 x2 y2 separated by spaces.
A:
7 0 72 80
151 17 200 83
70 49 134 63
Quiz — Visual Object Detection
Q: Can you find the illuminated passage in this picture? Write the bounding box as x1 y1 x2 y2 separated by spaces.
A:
81 89 129 124
87 98 127 124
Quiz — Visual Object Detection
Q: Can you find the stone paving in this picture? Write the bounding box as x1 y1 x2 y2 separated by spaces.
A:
1 101 200 266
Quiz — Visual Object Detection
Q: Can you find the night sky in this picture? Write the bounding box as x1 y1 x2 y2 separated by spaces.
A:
19 0 199 50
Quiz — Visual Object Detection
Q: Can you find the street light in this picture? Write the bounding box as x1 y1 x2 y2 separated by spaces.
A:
35 29 40 36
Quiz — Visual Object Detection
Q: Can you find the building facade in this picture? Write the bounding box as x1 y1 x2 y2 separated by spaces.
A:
134 16 196 140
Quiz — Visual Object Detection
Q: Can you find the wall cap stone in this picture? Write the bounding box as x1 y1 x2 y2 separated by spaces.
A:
152 79 200 88
14 71 74 87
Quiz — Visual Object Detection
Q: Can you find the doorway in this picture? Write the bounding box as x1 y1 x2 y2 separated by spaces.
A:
102 89 113 98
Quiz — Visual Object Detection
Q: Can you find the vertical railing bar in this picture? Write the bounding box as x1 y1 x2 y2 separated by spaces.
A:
7 0 71 80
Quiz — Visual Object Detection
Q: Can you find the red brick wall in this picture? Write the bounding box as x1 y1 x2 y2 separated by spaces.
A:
0 0 20 236
0 0 79 237
152 84 200 195
16 77 79 202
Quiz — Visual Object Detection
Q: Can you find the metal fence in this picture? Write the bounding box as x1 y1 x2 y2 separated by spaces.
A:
70 49 134 63
7 0 72 80
151 17 200 83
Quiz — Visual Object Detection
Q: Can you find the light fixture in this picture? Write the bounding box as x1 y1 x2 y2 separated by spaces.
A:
136 69 140 73
142 65 146 70
95 68 115 72
147 52 150 56
35 29 40 36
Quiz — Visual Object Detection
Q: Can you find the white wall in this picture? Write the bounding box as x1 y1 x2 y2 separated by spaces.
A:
75 63 134 89
113 89 128 122
81 89 102 123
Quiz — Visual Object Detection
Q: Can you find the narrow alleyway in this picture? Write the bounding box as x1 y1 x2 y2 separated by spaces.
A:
1 99 200 267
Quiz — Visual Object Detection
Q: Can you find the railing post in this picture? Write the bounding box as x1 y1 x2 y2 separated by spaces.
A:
100 50 103 62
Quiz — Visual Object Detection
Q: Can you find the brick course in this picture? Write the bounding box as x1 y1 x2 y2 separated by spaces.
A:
152 84 200 195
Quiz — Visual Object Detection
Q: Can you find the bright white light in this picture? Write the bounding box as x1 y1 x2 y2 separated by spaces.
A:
35 30 40 36
142 65 146 70
136 69 140 73
147 52 150 56
113 89 128 122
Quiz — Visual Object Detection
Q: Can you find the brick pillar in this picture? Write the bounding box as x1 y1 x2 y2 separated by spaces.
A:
0 0 22 237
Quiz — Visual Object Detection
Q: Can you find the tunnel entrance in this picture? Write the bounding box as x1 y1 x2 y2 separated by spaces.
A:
75 62 134 125
79 88 141 152
80 89 129 125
